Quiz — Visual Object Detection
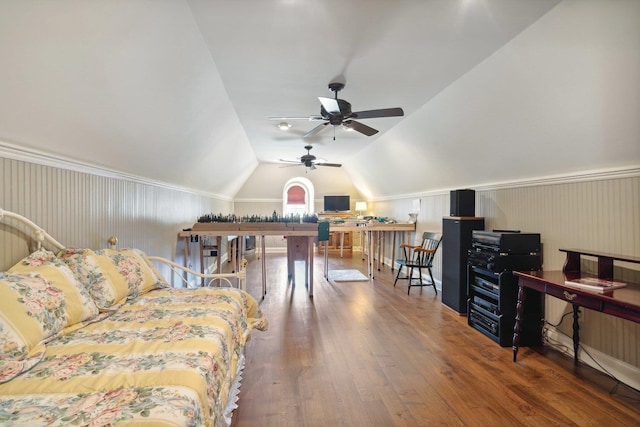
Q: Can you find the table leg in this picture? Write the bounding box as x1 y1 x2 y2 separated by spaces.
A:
287 239 293 284
572 304 580 363
183 236 189 283
513 284 526 362
304 239 309 286
231 238 237 273
391 231 397 271
379 231 385 271
256 235 261 259
216 236 222 280
238 236 245 288
340 232 344 258
366 231 370 276
308 236 314 298
261 234 267 296
376 231 381 271
323 240 328 279
369 231 375 279
199 239 205 287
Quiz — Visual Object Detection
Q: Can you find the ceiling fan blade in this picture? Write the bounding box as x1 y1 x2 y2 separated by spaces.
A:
278 162 303 169
304 122 329 138
344 120 378 136
351 107 404 119
318 97 341 114
268 116 325 121
316 162 342 167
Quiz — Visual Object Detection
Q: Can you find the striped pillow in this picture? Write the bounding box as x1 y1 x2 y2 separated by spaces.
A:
9 250 99 326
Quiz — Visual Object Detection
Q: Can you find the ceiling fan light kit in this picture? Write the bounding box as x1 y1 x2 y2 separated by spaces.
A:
278 122 291 130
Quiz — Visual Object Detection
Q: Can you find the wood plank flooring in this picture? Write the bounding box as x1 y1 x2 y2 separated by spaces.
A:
232 252 639 426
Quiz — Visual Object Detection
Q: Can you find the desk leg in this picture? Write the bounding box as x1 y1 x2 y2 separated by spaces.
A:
216 236 222 281
304 239 309 287
376 231 382 271
238 236 245 288
366 231 370 276
287 239 293 284
235 237 240 272
183 236 189 283
261 235 267 296
391 232 396 271
369 231 375 279
199 239 205 287
374 231 378 271
256 235 261 259
404 232 411 278
231 238 236 272
308 236 314 298
323 240 328 279
513 284 526 362
572 304 580 363
378 231 387 271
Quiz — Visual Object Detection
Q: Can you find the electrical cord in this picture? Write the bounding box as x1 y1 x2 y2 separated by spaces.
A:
542 312 640 403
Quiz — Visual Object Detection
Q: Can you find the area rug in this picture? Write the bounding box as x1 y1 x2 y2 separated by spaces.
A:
328 269 369 282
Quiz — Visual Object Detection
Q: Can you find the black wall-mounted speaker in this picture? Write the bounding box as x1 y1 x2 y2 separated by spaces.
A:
450 189 476 217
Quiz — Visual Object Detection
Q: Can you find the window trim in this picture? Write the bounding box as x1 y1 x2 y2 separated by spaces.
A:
282 177 314 214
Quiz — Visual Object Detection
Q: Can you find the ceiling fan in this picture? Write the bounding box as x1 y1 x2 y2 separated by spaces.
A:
279 145 341 170
270 82 404 139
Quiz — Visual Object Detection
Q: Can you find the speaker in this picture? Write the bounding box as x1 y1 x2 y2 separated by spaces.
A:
442 217 485 313
450 189 475 217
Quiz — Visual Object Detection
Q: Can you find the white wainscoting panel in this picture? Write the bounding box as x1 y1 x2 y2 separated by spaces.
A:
1 157 231 285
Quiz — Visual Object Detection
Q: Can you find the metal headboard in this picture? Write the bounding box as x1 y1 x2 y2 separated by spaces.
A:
0 208 65 251
0 208 245 290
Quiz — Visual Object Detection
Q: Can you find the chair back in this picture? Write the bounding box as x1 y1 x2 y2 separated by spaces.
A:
317 221 330 242
416 232 441 266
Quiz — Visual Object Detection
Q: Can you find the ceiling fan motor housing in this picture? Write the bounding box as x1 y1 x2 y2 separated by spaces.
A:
320 99 352 125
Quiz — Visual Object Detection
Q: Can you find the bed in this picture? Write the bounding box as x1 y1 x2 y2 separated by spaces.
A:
0 209 268 426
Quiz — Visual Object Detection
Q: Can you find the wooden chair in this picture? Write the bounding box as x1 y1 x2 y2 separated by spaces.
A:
393 231 441 294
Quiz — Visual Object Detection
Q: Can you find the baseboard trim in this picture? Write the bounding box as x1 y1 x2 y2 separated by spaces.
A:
545 328 640 391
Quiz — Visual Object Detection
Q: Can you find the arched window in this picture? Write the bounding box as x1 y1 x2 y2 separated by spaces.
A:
283 177 314 215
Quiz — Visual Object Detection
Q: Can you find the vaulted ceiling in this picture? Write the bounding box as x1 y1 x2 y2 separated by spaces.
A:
1 1 638 200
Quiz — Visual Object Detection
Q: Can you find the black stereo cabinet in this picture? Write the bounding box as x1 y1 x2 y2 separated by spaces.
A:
441 217 485 313
468 267 544 347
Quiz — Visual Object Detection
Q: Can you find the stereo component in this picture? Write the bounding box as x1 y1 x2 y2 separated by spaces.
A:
450 189 475 217
467 230 544 347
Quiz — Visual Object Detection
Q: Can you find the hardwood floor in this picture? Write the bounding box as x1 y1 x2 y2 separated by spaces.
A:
232 252 640 426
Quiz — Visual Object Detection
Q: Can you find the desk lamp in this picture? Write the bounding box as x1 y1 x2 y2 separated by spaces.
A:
355 201 367 219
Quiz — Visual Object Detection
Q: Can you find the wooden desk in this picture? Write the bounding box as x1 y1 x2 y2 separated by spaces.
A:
329 222 416 278
179 222 318 297
513 249 640 362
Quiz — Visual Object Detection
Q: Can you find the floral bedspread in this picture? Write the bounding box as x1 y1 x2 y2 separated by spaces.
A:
0 287 268 427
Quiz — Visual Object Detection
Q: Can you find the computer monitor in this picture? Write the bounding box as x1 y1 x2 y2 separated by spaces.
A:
323 195 350 212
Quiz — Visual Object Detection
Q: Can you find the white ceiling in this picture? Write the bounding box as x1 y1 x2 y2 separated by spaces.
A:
1 1 639 200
